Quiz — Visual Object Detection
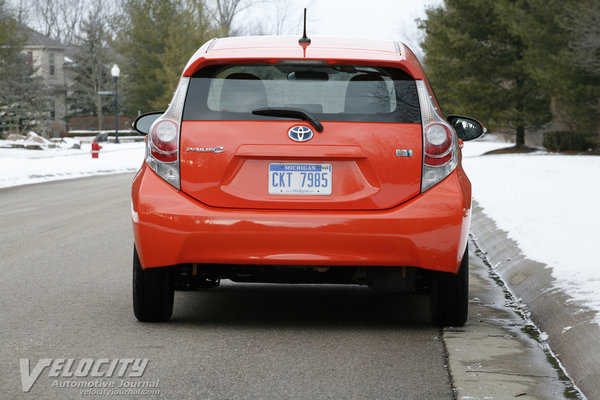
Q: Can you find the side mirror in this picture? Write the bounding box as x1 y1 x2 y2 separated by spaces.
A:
447 115 486 141
132 111 164 135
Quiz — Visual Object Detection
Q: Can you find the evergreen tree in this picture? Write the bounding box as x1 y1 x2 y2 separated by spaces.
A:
150 1 215 109
498 0 600 134
419 0 551 146
114 0 217 116
0 7 23 134
568 0 600 75
68 11 114 130
0 3 51 136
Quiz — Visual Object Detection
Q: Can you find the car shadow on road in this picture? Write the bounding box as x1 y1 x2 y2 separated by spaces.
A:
170 282 432 329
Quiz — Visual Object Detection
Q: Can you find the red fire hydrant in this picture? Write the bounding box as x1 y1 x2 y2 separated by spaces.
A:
91 140 102 158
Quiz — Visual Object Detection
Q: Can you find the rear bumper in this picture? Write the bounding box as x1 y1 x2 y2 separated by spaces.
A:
132 165 471 273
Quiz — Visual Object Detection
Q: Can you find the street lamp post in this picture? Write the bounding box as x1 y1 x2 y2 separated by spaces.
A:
111 64 120 144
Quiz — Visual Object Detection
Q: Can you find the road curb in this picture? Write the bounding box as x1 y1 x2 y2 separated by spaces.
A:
471 200 600 399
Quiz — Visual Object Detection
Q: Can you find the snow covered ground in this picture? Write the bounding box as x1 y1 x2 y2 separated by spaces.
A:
462 138 600 326
0 140 145 189
1 134 599 325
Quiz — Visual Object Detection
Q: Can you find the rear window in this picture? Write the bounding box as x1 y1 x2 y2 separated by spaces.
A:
183 64 420 123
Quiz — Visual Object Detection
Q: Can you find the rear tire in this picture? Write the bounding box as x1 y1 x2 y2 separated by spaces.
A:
133 246 174 322
430 245 469 327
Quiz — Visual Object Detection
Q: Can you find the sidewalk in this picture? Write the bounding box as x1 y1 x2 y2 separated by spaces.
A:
471 201 600 399
445 239 581 398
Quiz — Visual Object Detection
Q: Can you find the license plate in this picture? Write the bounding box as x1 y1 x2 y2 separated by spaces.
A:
268 163 332 195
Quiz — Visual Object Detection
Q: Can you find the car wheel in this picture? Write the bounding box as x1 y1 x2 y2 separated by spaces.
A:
133 245 174 322
430 245 469 327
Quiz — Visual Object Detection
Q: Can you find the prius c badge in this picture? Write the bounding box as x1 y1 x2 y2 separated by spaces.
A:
186 146 224 153
288 126 313 142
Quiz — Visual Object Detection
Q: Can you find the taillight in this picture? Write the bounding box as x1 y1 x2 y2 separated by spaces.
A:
145 77 189 190
150 120 178 162
416 81 458 192
424 123 453 166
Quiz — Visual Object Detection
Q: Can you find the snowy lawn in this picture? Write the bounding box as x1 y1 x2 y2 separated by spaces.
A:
1 135 599 325
0 140 145 189
462 140 600 325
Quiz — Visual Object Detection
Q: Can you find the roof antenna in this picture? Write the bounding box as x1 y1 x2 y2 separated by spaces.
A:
298 8 311 45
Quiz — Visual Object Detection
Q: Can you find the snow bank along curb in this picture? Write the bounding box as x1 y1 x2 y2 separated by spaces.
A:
471 201 600 399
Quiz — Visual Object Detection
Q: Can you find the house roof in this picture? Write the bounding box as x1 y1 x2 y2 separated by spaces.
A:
17 23 65 49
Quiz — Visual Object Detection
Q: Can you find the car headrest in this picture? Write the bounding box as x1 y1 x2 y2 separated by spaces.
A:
220 73 268 112
344 73 391 114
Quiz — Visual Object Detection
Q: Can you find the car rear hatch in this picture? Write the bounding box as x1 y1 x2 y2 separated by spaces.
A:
179 63 422 211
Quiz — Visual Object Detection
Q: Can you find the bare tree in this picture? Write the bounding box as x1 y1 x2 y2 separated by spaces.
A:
242 0 305 36
213 0 253 36
58 0 85 45
2 0 28 24
68 5 114 130
35 0 58 37
272 0 292 35
28 0 85 44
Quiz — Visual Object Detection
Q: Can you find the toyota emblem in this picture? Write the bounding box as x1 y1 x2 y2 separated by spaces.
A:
288 126 314 142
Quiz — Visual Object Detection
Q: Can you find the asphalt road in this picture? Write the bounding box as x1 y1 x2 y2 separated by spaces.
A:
0 174 579 399
0 174 452 399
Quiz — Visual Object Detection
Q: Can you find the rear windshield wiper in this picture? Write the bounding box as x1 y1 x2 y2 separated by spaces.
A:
252 107 324 132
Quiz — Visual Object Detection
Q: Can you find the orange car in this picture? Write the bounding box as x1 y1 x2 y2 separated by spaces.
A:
131 35 485 326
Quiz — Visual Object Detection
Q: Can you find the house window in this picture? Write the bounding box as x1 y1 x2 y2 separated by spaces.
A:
27 51 33 75
49 53 55 76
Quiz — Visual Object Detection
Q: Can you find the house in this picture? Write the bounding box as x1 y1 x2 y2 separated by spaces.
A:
18 24 68 136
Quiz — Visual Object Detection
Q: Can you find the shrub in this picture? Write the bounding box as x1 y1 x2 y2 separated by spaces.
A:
542 131 597 152
65 130 139 138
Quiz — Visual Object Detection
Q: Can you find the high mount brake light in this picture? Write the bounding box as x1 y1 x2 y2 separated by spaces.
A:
277 59 326 66
416 81 458 192
146 77 190 189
